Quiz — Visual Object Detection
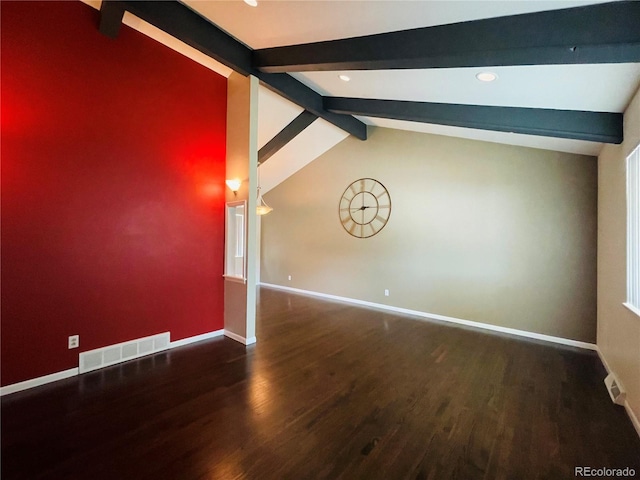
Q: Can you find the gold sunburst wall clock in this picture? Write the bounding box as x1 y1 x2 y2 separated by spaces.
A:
339 178 391 238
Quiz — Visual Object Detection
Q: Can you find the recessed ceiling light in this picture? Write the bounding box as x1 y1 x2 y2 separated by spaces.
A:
244 0 258 6
476 72 498 82
338 74 351 82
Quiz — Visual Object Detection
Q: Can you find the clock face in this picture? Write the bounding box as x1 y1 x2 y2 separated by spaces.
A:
339 178 391 238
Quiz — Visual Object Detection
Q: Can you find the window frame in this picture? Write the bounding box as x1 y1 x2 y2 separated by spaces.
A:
624 143 640 318
224 200 247 284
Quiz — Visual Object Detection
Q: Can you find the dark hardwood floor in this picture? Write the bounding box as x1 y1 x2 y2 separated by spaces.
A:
2 287 639 480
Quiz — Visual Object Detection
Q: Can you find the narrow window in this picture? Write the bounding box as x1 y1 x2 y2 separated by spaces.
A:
626 143 640 316
225 201 246 282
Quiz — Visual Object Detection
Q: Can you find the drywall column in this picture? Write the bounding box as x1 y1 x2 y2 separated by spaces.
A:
225 73 259 344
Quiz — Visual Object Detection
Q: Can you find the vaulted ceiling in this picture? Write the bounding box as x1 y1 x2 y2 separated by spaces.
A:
99 0 640 162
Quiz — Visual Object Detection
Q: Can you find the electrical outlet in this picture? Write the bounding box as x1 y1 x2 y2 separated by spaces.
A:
384 289 390 297
68 335 79 349
288 275 292 281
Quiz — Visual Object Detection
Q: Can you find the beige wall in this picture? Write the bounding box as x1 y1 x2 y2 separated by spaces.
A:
598 85 640 426
261 127 597 343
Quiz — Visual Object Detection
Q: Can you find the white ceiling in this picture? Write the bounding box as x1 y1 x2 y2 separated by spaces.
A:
257 86 349 193
293 64 640 112
256 85 303 150
184 0 640 156
184 0 611 49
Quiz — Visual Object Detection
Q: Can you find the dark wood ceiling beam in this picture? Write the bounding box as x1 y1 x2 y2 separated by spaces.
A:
258 111 318 164
257 71 365 140
324 97 623 144
99 1 125 38
98 1 367 140
254 1 640 72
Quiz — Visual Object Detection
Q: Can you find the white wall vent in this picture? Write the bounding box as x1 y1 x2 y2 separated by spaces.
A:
79 332 170 374
604 373 627 406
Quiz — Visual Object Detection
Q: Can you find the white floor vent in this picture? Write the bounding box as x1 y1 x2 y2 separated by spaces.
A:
604 373 627 406
79 332 170 374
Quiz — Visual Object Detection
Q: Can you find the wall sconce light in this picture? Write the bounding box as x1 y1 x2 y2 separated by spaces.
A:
225 179 242 196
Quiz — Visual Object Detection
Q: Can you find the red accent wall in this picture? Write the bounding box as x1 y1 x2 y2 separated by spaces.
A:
1 1 227 386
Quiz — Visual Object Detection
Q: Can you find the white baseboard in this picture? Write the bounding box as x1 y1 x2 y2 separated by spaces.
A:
0 368 79 397
597 348 614 374
169 329 224 349
597 348 640 438
260 283 598 351
224 330 257 345
1 328 226 396
625 400 640 439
